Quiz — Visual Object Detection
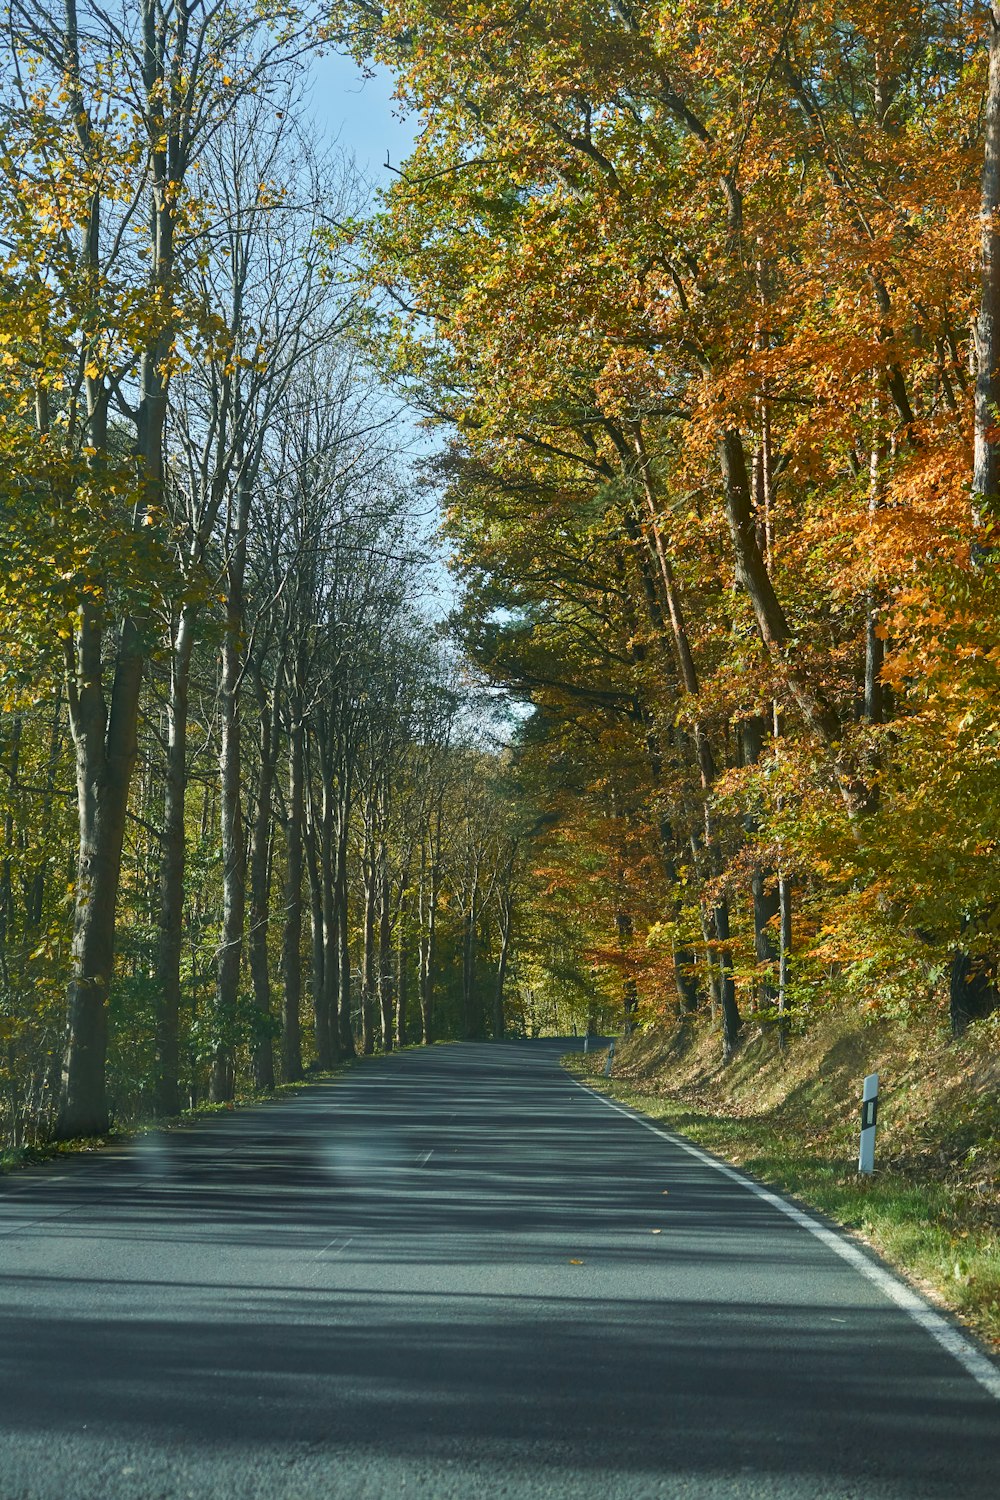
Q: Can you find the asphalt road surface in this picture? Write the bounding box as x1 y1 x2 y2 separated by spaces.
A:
0 1040 997 1500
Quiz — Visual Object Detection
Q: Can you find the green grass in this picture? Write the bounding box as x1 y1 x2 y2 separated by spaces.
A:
564 1051 1000 1352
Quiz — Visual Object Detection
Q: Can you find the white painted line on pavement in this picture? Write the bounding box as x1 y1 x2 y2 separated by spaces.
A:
312 1234 353 1261
571 1076 1000 1403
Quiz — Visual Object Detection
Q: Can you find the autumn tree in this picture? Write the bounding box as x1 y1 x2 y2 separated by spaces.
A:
340 0 1000 1046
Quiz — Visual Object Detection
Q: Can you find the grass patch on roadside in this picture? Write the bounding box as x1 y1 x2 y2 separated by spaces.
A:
564 1014 1000 1354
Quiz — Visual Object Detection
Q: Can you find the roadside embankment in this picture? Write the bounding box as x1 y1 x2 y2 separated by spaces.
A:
565 1010 1000 1350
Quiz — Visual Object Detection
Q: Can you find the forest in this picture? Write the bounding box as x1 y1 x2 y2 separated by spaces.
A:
2 1 1000 1156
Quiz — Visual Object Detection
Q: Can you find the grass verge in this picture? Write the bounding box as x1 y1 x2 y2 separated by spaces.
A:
564 1017 1000 1355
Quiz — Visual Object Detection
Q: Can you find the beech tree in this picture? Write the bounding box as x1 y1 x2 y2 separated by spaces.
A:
340 0 1000 1045
0 0 329 1136
1 4 530 1153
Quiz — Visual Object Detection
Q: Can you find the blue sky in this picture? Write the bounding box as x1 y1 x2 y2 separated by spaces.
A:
307 50 418 190
305 49 455 615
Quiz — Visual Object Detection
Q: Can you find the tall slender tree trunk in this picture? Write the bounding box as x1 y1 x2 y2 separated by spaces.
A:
712 900 740 1059
777 876 792 1051
155 605 196 1116
317 778 339 1069
305 764 335 1070
864 430 888 728
57 615 144 1138
719 431 839 738
395 885 409 1049
0 717 21 970
419 829 439 1045
462 905 476 1039
57 0 175 1137
280 718 305 1082
211 481 250 1104
361 849 377 1055
626 439 735 1041
337 830 355 1056
739 716 780 1011
378 849 394 1051
248 692 280 1092
627 429 717 787
493 894 512 1040
621 547 701 1018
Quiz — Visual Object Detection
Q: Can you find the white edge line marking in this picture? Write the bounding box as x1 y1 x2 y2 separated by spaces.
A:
571 1074 1000 1403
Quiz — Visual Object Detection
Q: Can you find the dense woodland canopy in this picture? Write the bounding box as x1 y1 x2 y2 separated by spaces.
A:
2 1 1000 1153
0 0 541 1154
337 0 1000 1052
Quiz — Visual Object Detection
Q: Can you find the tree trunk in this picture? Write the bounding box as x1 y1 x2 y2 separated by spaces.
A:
337 836 356 1056
493 896 512 1040
305 768 336 1070
713 899 741 1061
674 949 700 1012
57 608 144 1139
739 716 779 1010
949 950 1000 1037
750 870 780 1007
56 0 174 1137
719 430 844 748
211 481 250 1104
319 801 339 1068
0 717 20 967
777 876 792 1051
419 832 439 1045
462 906 476 1039
864 608 885 726
361 853 377 1055
396 896 409 1048
378 850 394 1051
248 693 279 1092
155 605 195 1117
865 426 888 736
280 718 304 1082
628 431 716 788
615 907 639 1036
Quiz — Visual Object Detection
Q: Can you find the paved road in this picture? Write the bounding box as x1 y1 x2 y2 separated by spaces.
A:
0 1041 996 1499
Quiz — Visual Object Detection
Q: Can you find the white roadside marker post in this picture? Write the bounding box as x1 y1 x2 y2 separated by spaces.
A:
858 1072 879 1175
603 1039 616 1077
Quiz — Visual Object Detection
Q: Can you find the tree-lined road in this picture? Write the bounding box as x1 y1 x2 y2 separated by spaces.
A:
0 1042 996 1499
